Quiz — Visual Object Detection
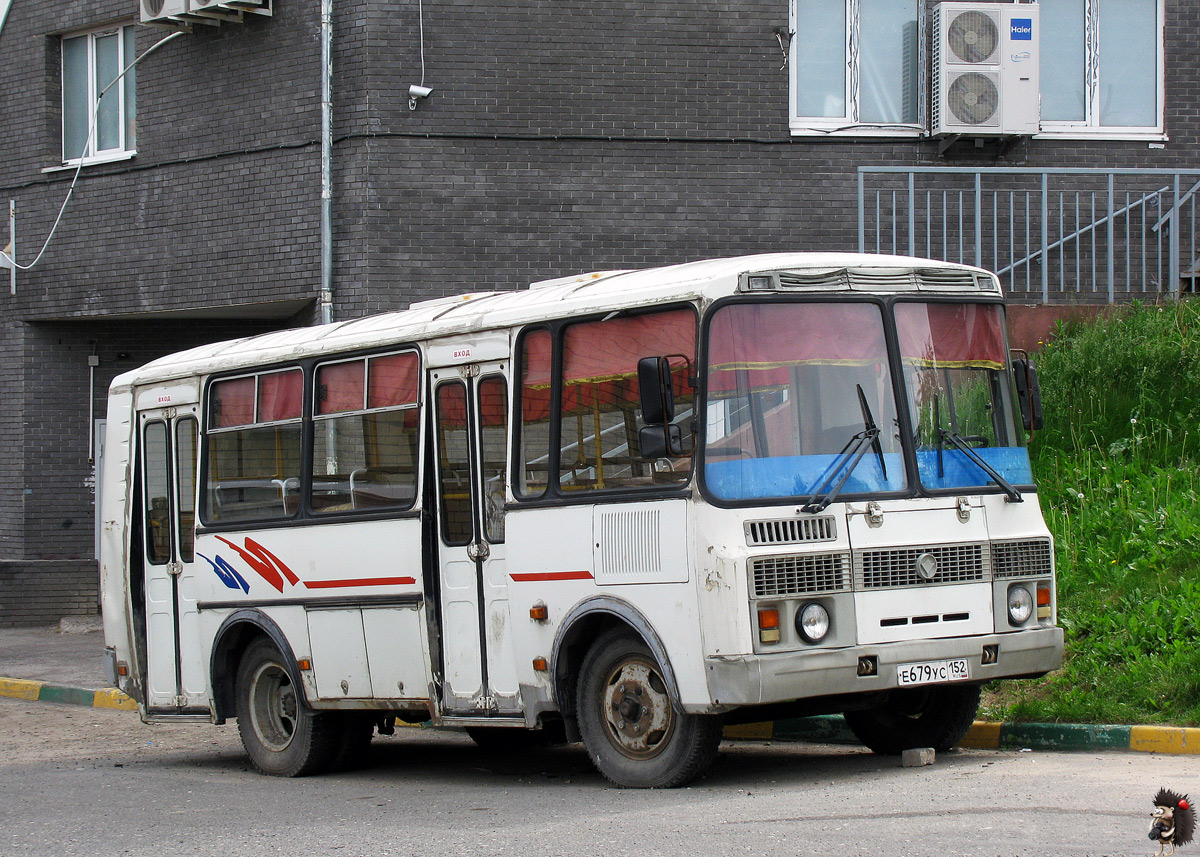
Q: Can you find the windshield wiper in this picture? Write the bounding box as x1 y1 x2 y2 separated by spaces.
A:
801 385 884 514
857 385 887 481
937 427 1023 503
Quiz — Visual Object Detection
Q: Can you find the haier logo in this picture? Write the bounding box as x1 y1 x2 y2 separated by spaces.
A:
1010 18 1033 40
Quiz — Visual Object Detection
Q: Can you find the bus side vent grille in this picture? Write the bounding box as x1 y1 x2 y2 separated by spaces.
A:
595 508 662 580
856 543 988 589
992 538 1053 578
750 552 849 597
745 516 836 546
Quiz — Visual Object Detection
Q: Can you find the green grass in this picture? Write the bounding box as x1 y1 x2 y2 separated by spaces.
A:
981 301 1200 726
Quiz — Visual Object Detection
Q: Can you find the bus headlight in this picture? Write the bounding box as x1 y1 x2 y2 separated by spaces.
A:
1007 585 1034 625
796 602 831 644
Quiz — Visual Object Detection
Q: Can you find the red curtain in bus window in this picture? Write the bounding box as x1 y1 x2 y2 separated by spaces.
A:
211 376 255 428
258 369 303 422
368 352 419 408
316 360 365 415
559 309 695 414
707 303 886 395
894 303 1007 370
520 329 553 424
478 375 508 428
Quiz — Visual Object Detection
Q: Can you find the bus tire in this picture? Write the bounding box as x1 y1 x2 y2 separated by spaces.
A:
843 683 981 755
236 638 338 777
576 629 722 788
330 713 375 772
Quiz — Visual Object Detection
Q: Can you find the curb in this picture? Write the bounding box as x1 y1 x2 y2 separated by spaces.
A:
0 677 137 711
722 715 1200 756
3 677 1198 756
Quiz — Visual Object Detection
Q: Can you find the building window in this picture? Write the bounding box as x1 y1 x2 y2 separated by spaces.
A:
1038 0 1164 138
61 25 137 164
790 0 923 136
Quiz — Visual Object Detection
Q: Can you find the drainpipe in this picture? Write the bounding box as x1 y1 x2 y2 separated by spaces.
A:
318 0 334 324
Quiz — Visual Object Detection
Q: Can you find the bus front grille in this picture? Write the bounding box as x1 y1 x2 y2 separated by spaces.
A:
855 543 988 589
992 538 1053 578
750 552 849 597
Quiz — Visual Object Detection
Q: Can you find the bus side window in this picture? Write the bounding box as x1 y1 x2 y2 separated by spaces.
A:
478 375 508 542
176 417 198 562
311 352 420 514
204 369 303 523
557 308 695 492
516 328 551 499
142 421 172 564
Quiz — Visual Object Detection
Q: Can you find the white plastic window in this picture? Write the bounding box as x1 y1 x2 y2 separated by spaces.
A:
790 0 923 136
1039 0 1164 139
61 25 137 164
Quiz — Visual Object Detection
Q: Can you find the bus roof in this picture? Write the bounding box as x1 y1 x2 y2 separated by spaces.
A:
114 252 995 388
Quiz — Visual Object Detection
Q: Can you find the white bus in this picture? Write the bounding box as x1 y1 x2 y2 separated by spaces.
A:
100 253 1062 788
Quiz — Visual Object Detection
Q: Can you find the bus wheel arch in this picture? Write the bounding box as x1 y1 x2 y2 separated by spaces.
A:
552 598 721 787
551 597 682 727
210 610 307 726
572 625 722 788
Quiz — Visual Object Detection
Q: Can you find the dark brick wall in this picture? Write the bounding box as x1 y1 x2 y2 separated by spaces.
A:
0 561 98 628
0 0 1195 619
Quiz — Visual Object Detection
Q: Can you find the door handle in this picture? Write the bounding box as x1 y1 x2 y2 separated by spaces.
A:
466 541 490 561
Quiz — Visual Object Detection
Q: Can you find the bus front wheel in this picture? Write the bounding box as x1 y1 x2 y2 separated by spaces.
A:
236 638 338 777
576 629 722 788
843 683 981 755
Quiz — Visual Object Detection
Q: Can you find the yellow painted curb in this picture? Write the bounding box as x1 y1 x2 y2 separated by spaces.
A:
93 688 138 711
0 677 42 701
1130 725 1200 755
723 721 774 740
958 720 1002 749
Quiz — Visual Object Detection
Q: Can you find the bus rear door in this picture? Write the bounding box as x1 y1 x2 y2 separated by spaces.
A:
137 401 206 712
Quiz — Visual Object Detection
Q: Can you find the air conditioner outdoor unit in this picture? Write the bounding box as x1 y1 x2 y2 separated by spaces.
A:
932 1 1040 136
140 0 189 24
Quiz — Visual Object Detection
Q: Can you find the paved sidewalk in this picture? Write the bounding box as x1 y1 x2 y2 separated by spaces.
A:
2 619 1199 755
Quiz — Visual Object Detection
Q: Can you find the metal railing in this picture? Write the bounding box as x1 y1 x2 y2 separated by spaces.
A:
857 167 1200 304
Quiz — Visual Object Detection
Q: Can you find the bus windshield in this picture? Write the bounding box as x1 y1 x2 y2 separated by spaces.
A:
895 301 1031 491
703 301 906 502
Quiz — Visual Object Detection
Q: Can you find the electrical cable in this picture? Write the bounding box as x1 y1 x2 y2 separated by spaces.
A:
418 0 425 87
0 30 184 272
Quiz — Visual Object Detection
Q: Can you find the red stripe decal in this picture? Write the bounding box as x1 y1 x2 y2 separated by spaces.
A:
303 577 417 589
509 570 594 582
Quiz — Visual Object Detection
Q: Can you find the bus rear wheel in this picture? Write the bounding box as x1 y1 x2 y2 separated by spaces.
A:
236 638 338 777
576 629 722 788
843 683 981 755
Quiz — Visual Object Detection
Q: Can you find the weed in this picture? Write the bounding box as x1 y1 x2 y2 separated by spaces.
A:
982 301 1200 726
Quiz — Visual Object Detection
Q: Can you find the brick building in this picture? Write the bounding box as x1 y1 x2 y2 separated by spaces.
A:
0 0 1192 624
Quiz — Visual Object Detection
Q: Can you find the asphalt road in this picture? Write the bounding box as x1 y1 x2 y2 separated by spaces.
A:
0 696 1190 857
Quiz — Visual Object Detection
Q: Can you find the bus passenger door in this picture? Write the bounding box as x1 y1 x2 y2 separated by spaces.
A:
430 362 520 715
139 407 204 711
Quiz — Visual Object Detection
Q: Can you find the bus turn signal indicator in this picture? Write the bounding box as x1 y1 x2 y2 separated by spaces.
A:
758 608 781 644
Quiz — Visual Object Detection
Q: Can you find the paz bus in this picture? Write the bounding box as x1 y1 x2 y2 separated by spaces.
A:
100 253 1063 788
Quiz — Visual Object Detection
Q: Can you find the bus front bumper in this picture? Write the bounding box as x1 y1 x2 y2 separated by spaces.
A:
699 626 1063 713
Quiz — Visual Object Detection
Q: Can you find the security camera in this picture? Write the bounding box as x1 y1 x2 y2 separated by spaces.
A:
408 85 432 99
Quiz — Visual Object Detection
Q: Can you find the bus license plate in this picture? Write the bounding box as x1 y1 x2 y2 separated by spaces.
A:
896 658 970 687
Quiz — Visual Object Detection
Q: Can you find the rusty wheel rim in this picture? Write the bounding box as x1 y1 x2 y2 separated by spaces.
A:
599 654 675 761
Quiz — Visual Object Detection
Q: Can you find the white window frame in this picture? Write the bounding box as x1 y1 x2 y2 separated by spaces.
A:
60 24 137 166
788 0 926 138
1036 0 1166 141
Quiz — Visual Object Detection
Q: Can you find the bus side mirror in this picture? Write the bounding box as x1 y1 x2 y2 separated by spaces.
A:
638 356 675 425
637 356 684 457
638 423 683 459
1012 357 1044 432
